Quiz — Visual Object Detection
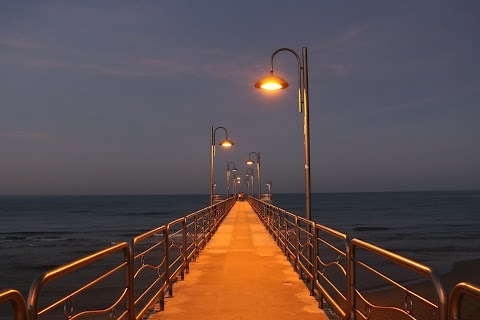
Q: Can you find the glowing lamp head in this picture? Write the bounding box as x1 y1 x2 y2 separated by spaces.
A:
232 167 238 172
219 139 234 147
246 159 254 165
254 71 289 91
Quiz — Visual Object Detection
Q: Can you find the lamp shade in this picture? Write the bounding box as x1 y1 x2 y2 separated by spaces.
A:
246 159 254 165
254 71 289 90
219 139 234 147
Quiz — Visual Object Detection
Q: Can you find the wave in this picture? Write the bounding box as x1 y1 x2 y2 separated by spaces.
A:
352 226 394 232
0 235 73 242
125 211 173 216
1 231 71 236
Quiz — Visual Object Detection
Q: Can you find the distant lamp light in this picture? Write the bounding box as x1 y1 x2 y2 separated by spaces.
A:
254 71 289 90
232 167 238 172
246 159 254 165
211 126 234 205
219 139 234 147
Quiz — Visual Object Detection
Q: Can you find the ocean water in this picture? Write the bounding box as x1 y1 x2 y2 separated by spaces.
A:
274 191 480 275
1 191 479 300
0 194 210 299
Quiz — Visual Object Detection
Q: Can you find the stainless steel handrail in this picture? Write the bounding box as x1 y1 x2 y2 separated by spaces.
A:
8 197 235 320
248 197 476 320
2 197 478 320
0 289 27 320
27 242 131 320
349 238 447 320
130 196 235 320
249 197 349 318
449 282 480 320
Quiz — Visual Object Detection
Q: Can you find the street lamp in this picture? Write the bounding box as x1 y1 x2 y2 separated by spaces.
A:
210 126 234 205
232 172 240 196
255 47 312 221
266 180 272 193
244 175 250 195
246 152 261 198
245 168 254 196
226 161 238 197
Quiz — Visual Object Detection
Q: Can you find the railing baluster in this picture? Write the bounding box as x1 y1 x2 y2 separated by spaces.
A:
3 197 478 320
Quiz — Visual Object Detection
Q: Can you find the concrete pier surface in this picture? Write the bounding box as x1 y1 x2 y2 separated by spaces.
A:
148 201 329 320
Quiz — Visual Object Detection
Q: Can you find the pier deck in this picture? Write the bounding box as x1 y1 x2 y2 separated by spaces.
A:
148 201 328 320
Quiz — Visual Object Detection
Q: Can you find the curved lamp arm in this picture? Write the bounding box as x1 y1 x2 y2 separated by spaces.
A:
227 161 238 171
270 48 303 113
247 152 258 163
210 126 234 205
256 47 311 219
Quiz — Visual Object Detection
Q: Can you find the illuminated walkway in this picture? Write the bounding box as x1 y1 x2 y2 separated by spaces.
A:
148 201 328 320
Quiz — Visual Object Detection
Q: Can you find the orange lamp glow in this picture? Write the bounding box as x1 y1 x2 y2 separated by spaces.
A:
246 159 254 165
219 139 234 147
254 71 289 90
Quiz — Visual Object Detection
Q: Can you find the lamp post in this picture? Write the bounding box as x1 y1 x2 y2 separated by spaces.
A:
226 162 238 197
210 126 234 205
244 175 250 196
255 47 311 221
232 172 240 196
266 180 272 193
246 168 254 196
246 152 261 198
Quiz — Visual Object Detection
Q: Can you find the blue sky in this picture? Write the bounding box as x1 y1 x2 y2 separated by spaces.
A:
1 1 479 195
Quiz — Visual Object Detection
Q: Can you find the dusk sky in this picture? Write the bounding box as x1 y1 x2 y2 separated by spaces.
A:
1 2 479 195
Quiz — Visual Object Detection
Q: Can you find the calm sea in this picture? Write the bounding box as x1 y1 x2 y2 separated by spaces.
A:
1 191 479 299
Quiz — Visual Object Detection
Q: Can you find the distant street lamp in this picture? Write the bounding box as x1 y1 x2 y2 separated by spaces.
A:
266 180 272 193
245 168 254 196
210 126 234 205
244 175 250 195
232 172 240 196
255 47 312 220
246 152 261 198
226 162 238 197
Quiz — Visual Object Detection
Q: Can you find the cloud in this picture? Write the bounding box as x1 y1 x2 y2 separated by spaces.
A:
325 63 349 77
0 130 53 142
0 33 249 80
0 34 44 50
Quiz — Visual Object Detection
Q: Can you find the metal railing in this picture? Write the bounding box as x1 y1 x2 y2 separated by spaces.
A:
349 238 446 320
449 282 480 320
0 290 27 320
249 197 349 319
130 199 233 319
248 197 479 320
1 197 235 320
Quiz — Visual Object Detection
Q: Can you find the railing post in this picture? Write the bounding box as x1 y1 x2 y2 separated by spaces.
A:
194 212 198 260
311 223 317 297
274 207 279 245
347 241 356 320
284 211 288 256
295 216 300 277
128 241 135 320
182 218 188 277
0 290 27 320
165 226 172 298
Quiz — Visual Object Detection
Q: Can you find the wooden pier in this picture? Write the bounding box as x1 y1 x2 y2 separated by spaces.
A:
148 201 329 320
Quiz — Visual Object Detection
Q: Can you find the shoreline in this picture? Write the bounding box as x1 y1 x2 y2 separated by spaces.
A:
441 257 480 291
